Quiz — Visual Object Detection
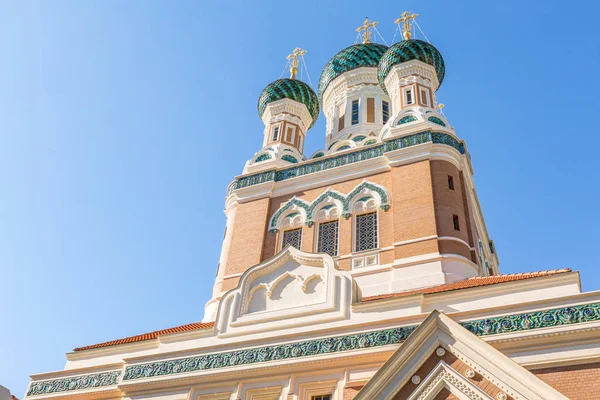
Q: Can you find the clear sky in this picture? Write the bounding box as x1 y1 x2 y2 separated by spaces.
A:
1 0 599 397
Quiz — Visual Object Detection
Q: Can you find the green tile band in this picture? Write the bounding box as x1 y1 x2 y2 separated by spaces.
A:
228 130 464 195
122 302 600 381
26 302 600 394
27 371 121 396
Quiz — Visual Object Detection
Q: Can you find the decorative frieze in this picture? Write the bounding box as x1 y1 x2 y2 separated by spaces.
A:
25 302 600 394
27 371 121 396
121 302 600 381
228 130 466 195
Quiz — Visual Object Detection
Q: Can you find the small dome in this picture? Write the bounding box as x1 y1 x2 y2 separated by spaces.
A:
318 43 389 102
378 39 445 90
257 78 319 128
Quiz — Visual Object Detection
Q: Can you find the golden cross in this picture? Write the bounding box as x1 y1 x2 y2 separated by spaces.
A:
435 103 445 110
286 47 306 80
395 11 419 40
356 18 378 44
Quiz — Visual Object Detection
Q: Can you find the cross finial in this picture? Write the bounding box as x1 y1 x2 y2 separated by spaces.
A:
356 18 378 44
286 47 306 80
395 11 419 40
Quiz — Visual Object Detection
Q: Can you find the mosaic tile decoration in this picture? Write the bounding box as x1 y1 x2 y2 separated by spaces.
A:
228 130 465 195
257 78 320 128
26 302 600 394
27 371 121 396
398 115 418 125
428 116 446 126
121 302 600 381
318 43 389 101
378 39 445 90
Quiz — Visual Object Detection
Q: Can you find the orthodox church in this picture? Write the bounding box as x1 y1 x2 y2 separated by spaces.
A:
24 13 600 400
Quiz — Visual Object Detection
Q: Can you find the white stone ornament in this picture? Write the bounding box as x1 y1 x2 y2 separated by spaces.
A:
496 393 507 400
411 375 421 384
436 347 446 356
465 369 476 379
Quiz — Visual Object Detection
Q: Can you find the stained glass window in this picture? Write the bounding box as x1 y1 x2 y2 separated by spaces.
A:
355 212 378 252
317 220 338 256
382 100 389 124
351 100 359 125
282 228 302 249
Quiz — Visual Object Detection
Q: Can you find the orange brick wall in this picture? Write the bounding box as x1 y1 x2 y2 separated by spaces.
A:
343 386 363 400
532 362 600 400
218 160 482 295
390 161 437 243
222 197 271 277
430 160 475 262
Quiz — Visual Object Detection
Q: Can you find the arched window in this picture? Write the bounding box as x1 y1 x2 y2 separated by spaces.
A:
316 219 339 256
354 211 378 252
281 227 302 250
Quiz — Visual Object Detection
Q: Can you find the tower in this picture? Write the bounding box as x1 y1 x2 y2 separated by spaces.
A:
203 17 499 321
24 13 597 400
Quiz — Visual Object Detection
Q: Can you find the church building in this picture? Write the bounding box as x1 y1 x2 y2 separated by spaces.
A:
24 13 600 400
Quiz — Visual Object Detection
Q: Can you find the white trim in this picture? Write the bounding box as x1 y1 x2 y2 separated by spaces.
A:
438 236 475 251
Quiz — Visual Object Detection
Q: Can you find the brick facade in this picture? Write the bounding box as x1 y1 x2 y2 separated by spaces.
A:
532 362 600 400
216 160 477 298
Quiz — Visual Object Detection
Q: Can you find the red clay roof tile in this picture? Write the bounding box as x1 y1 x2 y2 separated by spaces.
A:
73 321 215 352
361 269 572 302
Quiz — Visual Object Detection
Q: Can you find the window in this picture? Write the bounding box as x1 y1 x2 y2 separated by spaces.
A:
382 100 389 124
317 220 339 256
338 104 345 131
355 212 378 252
311 396 331 400
421 88 431 107
406 88 413 105
282 228 302 249
351 100 359 125
448 175 455 190
453 215 460 231
272 126 279 141
366 97 375 123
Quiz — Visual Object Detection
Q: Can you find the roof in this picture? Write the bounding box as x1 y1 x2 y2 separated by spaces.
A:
362 269 572 302
318 43 389 101
257 78 320 128
73 321 215 352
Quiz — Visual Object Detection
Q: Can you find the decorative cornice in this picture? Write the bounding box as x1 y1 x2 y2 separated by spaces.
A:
121 302 600 381
228 130 465 195
26 371 121 397
268 181 390 231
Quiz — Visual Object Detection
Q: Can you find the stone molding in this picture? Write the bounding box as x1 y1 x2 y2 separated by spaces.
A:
268 180 390 231
25 302 600 396
228 130 465 196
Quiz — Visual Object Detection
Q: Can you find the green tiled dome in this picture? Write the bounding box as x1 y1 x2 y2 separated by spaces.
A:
258 78 319 128
378 40 445 90
318 43 389 102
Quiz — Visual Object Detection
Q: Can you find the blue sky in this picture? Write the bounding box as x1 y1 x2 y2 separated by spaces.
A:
1 0 599 397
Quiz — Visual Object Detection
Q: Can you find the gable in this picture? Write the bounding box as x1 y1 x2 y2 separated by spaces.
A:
356 311 568 400
214 246 353 337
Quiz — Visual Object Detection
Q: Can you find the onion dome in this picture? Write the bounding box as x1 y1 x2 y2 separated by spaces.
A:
378 39 445 90
257 78 320 128
318 43 389 101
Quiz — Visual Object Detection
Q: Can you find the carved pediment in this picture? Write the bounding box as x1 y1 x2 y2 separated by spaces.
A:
356 311 568 400
214 247 353 337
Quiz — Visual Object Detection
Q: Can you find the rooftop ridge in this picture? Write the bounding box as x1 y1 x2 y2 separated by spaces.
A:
362 269 573 302
73 321 214 352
